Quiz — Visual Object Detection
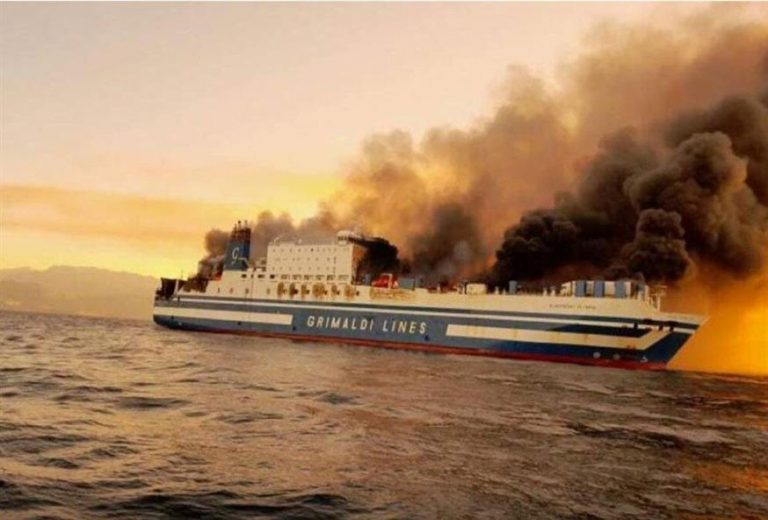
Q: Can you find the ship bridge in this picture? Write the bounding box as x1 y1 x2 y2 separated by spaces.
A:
261 230 366 284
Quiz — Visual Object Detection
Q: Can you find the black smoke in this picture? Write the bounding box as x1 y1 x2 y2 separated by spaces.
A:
492 91 768 285
203 229 229 258
616 209 691 282
196 229 229 278
352 237 400 279
664 96 768 205
410 203 485 284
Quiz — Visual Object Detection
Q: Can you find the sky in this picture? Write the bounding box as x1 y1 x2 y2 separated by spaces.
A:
1 2 706 277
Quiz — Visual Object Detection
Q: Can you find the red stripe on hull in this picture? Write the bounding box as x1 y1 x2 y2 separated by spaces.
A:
160 323 667 371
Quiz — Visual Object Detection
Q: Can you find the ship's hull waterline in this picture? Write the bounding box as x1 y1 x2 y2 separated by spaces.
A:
153 296 697 370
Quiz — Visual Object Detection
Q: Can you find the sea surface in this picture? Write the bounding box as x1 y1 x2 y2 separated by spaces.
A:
1 310 767 519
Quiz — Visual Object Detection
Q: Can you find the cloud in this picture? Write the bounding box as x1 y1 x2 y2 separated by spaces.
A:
0 184 245 246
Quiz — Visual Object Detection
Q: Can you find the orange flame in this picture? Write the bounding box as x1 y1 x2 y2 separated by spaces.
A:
667 266 768 376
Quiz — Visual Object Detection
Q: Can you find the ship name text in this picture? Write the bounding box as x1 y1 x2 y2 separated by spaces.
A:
305 314 427 335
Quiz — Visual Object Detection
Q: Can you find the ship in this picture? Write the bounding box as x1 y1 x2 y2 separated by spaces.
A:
153 222 706 370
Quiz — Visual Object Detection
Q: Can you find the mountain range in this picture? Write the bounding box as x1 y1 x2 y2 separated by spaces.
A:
0 266 158 321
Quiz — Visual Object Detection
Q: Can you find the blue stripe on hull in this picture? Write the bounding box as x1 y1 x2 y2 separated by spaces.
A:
153 303 693 368
163 295 698 331
156 300 664 338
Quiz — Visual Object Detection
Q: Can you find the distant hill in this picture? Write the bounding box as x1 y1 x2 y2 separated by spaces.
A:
0 266 158 321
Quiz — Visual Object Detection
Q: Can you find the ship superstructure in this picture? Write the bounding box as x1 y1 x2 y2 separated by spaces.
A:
153 222 705 370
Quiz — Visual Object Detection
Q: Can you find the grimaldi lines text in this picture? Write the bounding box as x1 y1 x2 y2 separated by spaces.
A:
153 224 706 370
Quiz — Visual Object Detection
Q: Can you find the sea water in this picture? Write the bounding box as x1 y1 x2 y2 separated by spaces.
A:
1 310 767 519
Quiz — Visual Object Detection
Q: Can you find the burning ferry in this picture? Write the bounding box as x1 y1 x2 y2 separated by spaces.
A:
153 222 705 370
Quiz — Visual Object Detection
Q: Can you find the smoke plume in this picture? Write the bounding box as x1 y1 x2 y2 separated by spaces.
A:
351 237 400 279
198 8 768 289
197 229 229 278
618 209 692 282
203 229 229 258
491 111 768 285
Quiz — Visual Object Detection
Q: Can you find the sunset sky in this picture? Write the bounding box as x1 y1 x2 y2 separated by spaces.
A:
0 2 757 277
